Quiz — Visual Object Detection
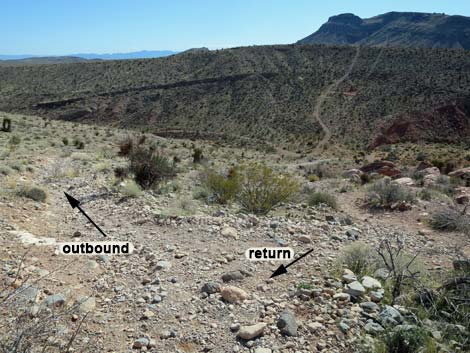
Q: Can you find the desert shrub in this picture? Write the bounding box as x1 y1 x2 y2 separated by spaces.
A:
202 168 241 204
236 163 299 215
360 173 371 185
430 159 445 172
16 184 47 202
304 162 339 179
114 166 129 180
307 174 320 182
128 146 176 189
365 178 415 209
9 161 24 172
8 135 21 145
73 138 84 149
417 188 435 201
95 161 111 172
432 175 455 196
308 191 338 210
0 165 14 176
121 179 142 198
416 151 427 161
379 326 429 353
118 137 134 156
443 160 458 174
337 242 379 277
429 206 470 234
377 236 429 304
193 147 204 163
193 187 210 201
62 137 69 145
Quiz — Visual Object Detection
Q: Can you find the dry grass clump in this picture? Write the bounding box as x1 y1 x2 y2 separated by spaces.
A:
429 206 470 235
308 191 338 210
16 184 48 202
365 178 415 209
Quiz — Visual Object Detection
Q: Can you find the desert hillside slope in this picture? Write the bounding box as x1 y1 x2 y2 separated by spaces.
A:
1 44 470 148
298 12 470 49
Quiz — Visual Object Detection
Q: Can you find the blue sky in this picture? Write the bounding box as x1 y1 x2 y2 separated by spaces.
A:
2 0 470 55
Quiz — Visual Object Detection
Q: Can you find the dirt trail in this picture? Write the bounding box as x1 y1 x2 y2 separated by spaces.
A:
313 46 361 152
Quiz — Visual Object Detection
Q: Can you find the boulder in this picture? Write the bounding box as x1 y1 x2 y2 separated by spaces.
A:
393 177 415 186
220 286 248 303
221 226 238 239
449 167 470 180
237 323 267 340
417 167 441 177
364 321 385 335
133 338 149 349
423 174 439 187
44 293 66 307
277 310 298 336
201 281 221 294
360 161 401 177
221 271 244 283
346 281 366 297
361 276 382 290
379 305 403 326
360 301 380 312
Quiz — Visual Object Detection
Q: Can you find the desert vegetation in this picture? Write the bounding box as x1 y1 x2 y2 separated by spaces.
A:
0 111 468 352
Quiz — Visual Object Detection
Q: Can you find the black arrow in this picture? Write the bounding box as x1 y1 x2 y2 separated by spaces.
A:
64 192 107 237
270 248 314 278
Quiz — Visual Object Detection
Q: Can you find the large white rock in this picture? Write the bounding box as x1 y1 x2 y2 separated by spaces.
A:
362 276 382 290
237 323 267 340
346 281 366 297
221 226 238 239
393 177 415 186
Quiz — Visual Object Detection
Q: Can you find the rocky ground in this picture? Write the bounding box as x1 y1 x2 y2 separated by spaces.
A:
0 113 468 352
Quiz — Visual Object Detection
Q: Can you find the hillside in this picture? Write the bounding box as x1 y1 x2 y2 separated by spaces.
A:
0 56 91 66
298 12 470 50
1 44 470 149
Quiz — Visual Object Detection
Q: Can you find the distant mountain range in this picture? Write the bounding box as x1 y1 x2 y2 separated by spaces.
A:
0 50 177 62
298 12 470 49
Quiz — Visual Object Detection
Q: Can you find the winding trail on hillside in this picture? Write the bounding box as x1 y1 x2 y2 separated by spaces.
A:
313 46 361 152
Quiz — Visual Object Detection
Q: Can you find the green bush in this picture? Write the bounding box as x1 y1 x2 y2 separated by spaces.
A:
73 138 84 149
337 242 379 277
128 146 176 189
114 166 129 180
365 178 415 209
121 180 142 198
193 148 204 163
236 163 299 215
0 165 14 176
429 206 470 235
304 162 339 180
308 191 338 210
17 184 48 202
379 326 429 353
416 151 427 161
62 137 69 146
118 138 134 156
9 135 21 145
202 168 241 204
